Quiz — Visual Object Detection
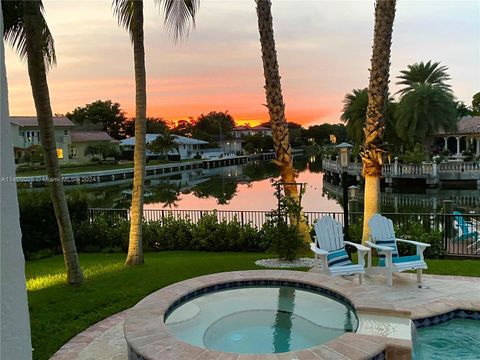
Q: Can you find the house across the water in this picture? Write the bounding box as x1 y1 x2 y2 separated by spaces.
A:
119 134 208 160
9 116 118 164
434 116 480 157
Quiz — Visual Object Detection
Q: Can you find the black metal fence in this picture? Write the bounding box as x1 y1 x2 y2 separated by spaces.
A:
87 208 480 257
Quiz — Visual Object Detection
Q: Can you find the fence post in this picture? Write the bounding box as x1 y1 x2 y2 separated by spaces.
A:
443 200 454 253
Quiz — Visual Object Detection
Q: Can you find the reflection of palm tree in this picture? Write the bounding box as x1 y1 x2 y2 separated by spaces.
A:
273 287 295 353
150 183 181 208
193 177 238 205
344 308 353 332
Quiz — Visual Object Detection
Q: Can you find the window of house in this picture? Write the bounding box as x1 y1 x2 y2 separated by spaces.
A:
69 147 77 159
64 130 68 135
56 149 64 159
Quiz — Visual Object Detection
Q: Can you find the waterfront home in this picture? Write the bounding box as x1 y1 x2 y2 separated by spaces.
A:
9 116 118 164
120 134 208 160
231 125 273 138
69 131 119 163
434 116 480 157
10 116 75 164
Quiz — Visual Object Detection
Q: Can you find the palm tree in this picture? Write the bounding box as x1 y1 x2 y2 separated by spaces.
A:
395 84 457 146
342 88 399 149
396 60 451 96
341 88 368 145
112 0 198 265
361 0 396 244
255 0 310 243
147 127 177 159
3 0 83 284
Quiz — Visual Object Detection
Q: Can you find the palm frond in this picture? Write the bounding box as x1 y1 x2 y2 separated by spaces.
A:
155 0 199 42
396 61 451 96
2 0 56 70
112 0 135 42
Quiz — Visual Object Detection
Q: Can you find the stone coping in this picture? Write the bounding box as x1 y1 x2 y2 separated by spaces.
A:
124 270 414 360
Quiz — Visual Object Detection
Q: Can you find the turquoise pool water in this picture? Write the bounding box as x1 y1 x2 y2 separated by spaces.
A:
413 319 480 359
165 286 357 354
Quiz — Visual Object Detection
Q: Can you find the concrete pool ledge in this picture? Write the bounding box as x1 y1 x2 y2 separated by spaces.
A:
51 271 480 360
124 270 418 360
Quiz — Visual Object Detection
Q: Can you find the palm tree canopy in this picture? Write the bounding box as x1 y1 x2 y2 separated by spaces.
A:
112 0 199 42
341 88 368 145
395 83 457 144
396 60 451 95
1 0 56 69
341 88 398 146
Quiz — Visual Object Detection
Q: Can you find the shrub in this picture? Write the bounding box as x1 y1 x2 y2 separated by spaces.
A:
395 222 445 259
261 218 306 261
19 190 89 257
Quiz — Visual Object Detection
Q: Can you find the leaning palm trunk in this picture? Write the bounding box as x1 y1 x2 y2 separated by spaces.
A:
125 0 147 265
361 0 396 244
256 0 310 243
23 1 83 284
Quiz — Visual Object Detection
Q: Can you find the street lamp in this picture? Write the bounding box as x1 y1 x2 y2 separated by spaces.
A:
335 142 353 241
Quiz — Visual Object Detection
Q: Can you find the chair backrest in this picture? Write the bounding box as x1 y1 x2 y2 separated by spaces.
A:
313 216 351 267
453 211 471 236
368 214 399 257
313 216 345 251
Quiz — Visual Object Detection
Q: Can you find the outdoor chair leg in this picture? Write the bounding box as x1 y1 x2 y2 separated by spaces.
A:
417 268 422 283
358 273 363 285
387 270 393 287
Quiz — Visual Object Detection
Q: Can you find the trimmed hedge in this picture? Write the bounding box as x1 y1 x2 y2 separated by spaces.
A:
75 214 274 254
18 190 88 257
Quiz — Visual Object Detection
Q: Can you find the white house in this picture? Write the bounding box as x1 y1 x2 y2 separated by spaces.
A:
120 134 208 160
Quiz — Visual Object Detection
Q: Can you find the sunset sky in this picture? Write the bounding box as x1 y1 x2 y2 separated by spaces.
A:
5 0 480 127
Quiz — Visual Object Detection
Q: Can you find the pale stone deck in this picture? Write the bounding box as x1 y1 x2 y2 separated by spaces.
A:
50 272 480 360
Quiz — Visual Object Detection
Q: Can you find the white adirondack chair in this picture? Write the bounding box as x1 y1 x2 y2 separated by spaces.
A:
367 214 430 286
311 216 370 284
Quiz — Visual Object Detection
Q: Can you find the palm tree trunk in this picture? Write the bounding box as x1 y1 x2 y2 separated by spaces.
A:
23 1 83 284
256 0 310 243
125 0 146 265
361 0 396 244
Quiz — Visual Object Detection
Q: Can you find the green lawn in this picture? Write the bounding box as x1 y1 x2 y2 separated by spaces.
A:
26 252 480 360
27 252 277 360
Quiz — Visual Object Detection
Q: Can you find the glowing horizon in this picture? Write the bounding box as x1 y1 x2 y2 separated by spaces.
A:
4 0 479 128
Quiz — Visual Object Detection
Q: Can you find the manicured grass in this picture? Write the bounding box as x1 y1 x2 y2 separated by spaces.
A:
26 252 480 359
425 258 480 277
26 252 279 360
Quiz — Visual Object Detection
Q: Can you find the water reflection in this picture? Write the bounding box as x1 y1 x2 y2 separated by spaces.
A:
44 156 480 213
272 287 296 353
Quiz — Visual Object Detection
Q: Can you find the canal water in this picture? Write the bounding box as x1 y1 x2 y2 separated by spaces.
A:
47 157 479 213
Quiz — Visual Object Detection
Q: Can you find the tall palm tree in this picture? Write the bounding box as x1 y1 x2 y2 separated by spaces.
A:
396 60 451 96
361 0 396 244
255 0 310 243
3 0 83 284
395 84 457 146
112 0 198 265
